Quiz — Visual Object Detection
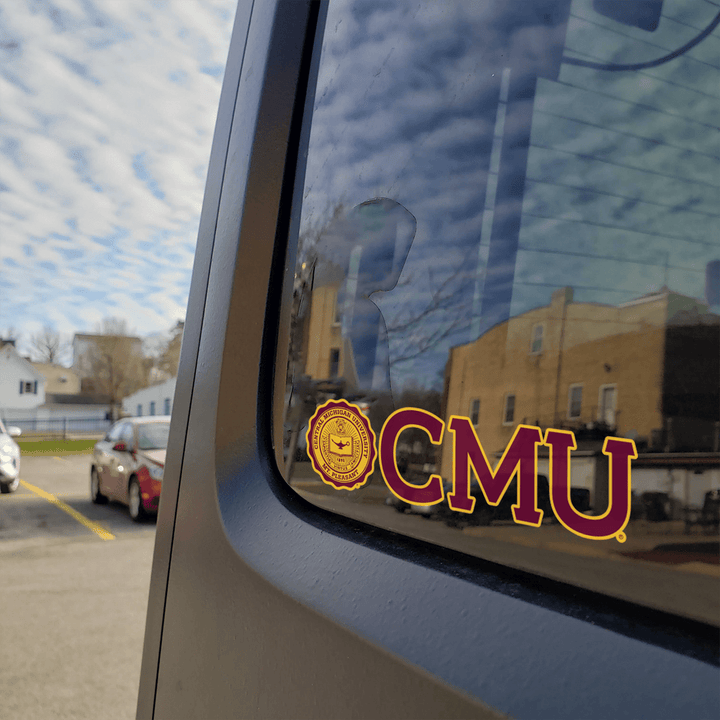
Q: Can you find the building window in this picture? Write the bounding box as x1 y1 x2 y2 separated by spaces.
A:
19 381 37 394
149 401 156 416
568 384 583 419
470 399 480 425
503 394 515 425
137 404 142 417
164 398 171 415
333 292 342 325
329 348 340 378
599 385 617 426
530 323 544 354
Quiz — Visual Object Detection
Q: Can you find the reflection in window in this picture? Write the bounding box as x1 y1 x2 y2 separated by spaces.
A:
279 0 720 625
329 349 340 378
568 385 583 419
503 394 515 425
530 323 544 354
470 399 480 426
599 385 617 426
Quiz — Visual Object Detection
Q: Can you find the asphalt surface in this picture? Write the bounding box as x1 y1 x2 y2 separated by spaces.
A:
3 455 718 718
0 454 156 720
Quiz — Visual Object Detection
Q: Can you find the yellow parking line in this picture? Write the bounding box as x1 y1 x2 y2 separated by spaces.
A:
53 456 70 463
19 480 115 541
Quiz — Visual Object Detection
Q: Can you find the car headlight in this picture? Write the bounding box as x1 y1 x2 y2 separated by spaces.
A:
148 464 164 481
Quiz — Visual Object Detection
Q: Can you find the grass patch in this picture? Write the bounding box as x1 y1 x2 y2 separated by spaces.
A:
18 439 97 456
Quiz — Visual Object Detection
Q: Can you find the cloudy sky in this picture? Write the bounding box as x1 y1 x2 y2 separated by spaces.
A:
1 0 236 354
300 0 720 390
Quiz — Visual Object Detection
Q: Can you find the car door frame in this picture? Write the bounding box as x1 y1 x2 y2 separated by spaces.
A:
137 2 720 718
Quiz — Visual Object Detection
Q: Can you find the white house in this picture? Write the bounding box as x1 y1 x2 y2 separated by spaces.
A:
122 377 176 418
0 341 46 414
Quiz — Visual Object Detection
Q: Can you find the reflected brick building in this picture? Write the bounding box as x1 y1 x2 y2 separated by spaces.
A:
440 287 720 502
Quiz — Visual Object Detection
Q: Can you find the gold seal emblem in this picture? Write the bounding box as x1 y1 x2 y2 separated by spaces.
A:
306 399 377 491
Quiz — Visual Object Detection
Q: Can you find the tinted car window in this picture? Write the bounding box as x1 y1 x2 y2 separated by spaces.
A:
137 422 170 450
120 423 135 447
278 0 720 625
106 422 124 443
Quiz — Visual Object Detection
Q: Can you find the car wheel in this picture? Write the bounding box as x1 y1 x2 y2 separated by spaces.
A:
128 477 146 522
90 467 108 504
0 477 19 494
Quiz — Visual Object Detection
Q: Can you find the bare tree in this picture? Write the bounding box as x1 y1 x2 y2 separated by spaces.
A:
141 321 184 382
383 261 474 367
30 325 70 364
87 317 147 418
158 320 184 378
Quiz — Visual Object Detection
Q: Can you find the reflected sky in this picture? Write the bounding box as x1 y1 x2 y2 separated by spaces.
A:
297 0 720 392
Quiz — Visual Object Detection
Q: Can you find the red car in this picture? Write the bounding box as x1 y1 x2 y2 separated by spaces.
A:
90 416 170 521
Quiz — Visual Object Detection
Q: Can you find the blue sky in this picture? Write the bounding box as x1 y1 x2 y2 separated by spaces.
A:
298 0 720 390
0 0 236 353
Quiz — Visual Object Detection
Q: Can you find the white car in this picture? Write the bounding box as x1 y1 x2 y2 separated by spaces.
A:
0 418 22 493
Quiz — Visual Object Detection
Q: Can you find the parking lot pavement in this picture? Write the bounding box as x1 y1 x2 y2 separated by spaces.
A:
0 454 156 720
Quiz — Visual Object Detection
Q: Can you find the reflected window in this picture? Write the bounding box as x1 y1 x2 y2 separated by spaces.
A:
277 0 720 625
599 385 617 426
503 394 515 425
470 399 480 426
329 349 340 378
568 384 583 419
530 323 544 354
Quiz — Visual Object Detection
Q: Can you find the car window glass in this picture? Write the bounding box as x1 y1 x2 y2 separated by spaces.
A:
106 422 124 443
277 0 720 626
137 423 170 451
120 423 135 449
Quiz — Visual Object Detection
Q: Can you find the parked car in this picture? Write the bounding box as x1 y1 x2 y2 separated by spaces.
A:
91 416 170 520
0 418 21 493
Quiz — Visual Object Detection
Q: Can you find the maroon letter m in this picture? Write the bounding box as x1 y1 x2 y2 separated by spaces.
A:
447 419 543 526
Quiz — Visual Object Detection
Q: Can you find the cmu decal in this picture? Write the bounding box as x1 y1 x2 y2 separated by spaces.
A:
307 403 637 543
306 399 377 491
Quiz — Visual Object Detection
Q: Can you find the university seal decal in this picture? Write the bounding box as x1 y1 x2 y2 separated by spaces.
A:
305 403 636 542
306 399 377 491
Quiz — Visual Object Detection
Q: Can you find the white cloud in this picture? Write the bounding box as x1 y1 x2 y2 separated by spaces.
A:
0 0 236 346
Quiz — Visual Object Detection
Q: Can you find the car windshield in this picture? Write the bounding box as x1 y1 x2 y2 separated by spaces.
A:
137 423 170 451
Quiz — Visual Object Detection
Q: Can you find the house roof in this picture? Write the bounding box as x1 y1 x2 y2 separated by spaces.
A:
0 343 46 380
